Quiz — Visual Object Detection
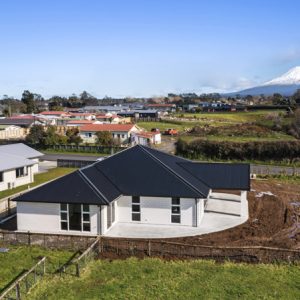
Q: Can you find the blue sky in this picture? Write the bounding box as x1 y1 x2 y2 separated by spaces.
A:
0 0 300 98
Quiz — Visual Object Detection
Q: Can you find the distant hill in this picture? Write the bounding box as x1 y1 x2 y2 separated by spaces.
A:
229 66 300 96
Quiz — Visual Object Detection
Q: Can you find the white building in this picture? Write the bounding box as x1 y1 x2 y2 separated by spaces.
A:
15 146 249 237
131 131 161 146
0 143 43 191
79 124 140 144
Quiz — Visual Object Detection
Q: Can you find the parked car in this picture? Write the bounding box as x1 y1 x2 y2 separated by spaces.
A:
164 128 178 136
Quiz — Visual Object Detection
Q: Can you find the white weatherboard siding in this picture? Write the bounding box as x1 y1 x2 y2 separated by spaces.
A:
116 196 200 227
17 202 99 235
0 166 34 192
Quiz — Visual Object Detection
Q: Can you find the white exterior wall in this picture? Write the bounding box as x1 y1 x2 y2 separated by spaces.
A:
116 196 197 227
0 165 34 192
17 202 99 235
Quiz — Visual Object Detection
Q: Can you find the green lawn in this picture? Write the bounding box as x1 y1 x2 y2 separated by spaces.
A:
0 167 76 199
0 245 74 292
28 258 300 300
173 110 287 123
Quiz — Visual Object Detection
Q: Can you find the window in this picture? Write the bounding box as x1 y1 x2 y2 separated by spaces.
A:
60 204 91 232
121 134 125 138
171 197 180 223
16 167 27 178
0 172 3 182
132 196 141 221
85 132 92 138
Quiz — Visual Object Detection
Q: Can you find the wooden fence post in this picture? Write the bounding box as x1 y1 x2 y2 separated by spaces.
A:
76 263 80 277
15 283 20 300
148 240 151 256
28 231 31 246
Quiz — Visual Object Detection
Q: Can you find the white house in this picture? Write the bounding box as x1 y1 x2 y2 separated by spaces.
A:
79 124 141 144
131 131 161 146
0 143 43 191
15 145 250 237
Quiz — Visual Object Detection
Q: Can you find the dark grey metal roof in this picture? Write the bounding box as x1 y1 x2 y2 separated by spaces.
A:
179 162 250 191
14 171 109 205
15 145 250 205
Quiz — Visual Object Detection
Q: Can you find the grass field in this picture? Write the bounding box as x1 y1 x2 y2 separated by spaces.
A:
173 110 288 124
28 258 300 300
0 167 76 199
0 245 73 292
180 132 296 143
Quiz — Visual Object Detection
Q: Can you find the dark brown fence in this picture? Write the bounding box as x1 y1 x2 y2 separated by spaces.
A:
1 231 300 264
99 237 300 263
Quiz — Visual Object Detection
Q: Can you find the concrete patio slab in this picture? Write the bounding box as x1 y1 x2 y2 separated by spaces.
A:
105 195 248 238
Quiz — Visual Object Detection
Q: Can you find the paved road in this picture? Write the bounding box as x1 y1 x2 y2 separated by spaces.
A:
42 153 100 161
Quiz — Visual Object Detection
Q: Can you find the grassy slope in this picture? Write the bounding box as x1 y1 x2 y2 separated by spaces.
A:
0 167 76 199
28 258 300 300
0 245 73 292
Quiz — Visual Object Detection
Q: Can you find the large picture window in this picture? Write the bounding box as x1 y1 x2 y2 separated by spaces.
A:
132 196 141 221
16 167 27 178
171 197 181 223
60 204 91 232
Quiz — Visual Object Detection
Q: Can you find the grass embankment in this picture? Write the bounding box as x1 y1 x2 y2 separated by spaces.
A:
28 258 300 300
0 167 76 199
0 245 73 292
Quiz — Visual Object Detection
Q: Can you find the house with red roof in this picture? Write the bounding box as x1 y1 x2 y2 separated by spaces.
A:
79 124 140 144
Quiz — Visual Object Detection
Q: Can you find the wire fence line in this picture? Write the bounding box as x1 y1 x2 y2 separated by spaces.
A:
0 257 46 300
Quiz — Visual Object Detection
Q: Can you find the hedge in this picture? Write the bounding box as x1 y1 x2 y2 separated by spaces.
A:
176 138 300 161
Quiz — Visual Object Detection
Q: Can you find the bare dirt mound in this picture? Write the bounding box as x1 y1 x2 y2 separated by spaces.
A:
170 179 300 249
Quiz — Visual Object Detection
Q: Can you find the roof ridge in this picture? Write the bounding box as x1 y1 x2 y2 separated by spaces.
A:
92 164 123 195
138 145 206 198
78 170 110 204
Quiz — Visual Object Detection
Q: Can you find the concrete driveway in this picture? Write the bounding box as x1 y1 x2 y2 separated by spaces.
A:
105 193 248 238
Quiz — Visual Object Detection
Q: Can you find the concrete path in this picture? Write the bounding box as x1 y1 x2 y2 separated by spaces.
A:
105 195 248 238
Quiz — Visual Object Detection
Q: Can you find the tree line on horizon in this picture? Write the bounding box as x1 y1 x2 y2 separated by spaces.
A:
1 89 300 116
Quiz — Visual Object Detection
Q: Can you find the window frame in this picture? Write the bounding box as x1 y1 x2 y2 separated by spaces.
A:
16 167 27 178
171 197 181 224
60 204 91 232
132 196 141 222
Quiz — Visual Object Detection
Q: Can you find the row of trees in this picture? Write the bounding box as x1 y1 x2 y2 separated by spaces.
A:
25 125 117 147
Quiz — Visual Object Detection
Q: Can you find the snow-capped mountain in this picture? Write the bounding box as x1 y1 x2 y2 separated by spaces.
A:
231 66 300 96
263 66 300 86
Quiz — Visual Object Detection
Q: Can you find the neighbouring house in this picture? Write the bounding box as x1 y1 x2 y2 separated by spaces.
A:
66 120 97 127
95 113 125 124
0 143 43 191
68 112 95 121
79 124 140 144
131 131 161 146
39 111 70 118
145 103 176 112
14 145 250 236
0 125 26 140
117 110 159 119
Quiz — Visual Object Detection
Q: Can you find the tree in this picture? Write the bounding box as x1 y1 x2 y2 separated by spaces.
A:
272 93 284 105
21 90 36 113
66 128 83 145
25 125 46 145
292 89 300 105
95 131 114 146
